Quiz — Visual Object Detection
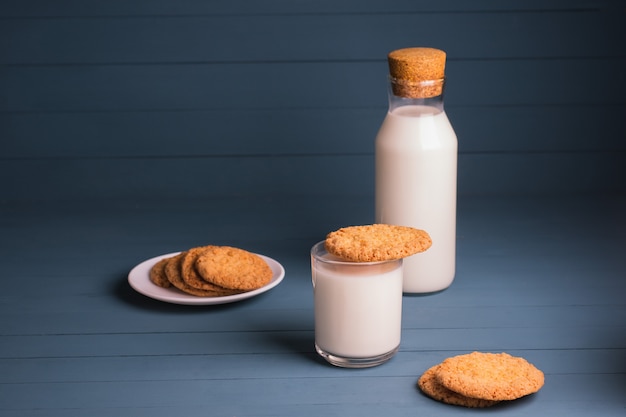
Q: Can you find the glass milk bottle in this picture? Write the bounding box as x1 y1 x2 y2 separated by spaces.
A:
375 47 458 293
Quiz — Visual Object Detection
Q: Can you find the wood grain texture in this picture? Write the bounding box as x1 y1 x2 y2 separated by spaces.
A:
2 106 626 158
0 195 625 416
1 0 625 199
3 60 625 112
2 11 624 64
2 3 625 414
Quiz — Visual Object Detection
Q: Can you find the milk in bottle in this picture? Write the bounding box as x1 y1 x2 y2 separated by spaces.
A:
375 48 458 293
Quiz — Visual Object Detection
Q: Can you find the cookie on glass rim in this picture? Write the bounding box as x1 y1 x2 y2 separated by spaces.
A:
324 223 431 262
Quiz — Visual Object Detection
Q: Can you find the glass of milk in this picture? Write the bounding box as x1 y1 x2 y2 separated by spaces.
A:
311 241 403 368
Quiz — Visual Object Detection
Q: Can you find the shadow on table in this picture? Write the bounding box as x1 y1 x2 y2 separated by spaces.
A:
113 272 323 364
263 327 324 365
113 273 258 313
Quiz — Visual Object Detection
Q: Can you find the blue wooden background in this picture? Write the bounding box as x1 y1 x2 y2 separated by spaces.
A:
1 0 625 202
2 3 626 416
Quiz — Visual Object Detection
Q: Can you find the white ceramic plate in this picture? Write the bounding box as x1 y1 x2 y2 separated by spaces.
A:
128 251 285 305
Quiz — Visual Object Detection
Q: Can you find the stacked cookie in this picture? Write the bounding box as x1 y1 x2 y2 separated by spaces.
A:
149 245 273 297
418 352 545 408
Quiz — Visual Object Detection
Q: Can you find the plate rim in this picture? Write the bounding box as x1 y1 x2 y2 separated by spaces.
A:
128 251 285 305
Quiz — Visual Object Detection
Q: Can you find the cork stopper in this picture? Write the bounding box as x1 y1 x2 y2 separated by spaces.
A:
387 47 446 98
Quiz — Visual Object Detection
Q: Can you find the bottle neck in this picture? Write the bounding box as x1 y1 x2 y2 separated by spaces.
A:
387 77 445 113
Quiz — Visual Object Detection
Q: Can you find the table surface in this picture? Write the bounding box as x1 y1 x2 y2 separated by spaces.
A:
1 195 625 417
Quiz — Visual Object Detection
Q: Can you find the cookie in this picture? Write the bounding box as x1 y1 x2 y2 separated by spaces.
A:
418 364 500 408
436 352 545 401
164 252 232 297
180 246 239 295
324 224 432 262
149 257 172 288
195 246 272 291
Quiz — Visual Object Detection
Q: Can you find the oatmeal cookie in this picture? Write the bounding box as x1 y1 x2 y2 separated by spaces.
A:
324 224 431 262
436 352 545 401
149 256 172 288
418 364 500 408
180 246 239 295
165 252 233 297
195 246 272 291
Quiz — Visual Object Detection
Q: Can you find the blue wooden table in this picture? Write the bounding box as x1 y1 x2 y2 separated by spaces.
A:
2 0 625 415
1 195 624 416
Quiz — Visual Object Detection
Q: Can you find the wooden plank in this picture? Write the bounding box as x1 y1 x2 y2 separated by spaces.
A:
1 285 624 334
2 349 624 383
1 0 621 18
2 59 625 113
2 10 623 65
1 318 624 357
449 105 626 154
0 152 624 200
0 374 623 416
2 105 625 158
0 155 376 200
457 151 626 195
0 401 623 417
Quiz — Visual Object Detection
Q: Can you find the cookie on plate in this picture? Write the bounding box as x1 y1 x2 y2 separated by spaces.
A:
149 257 172 288
324 224 431 262
418 364 500 408
180 246 240 295
195 246 272 291
436 352 545 401
165 252 234 297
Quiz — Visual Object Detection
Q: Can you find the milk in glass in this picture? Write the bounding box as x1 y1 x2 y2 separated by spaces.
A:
311 242 403 368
